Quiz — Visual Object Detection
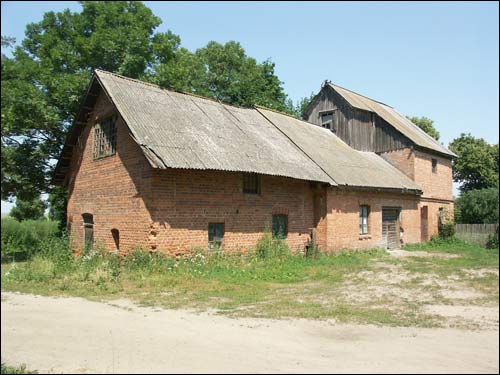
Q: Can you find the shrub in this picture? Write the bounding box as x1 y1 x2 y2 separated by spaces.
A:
455 188 499 224
438 221 456 239
1 217 59 262
305 238 321 259
486 232 499 249
254 232 291 260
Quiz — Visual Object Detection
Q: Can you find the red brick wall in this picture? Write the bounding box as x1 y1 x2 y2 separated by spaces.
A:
146 169 315 255
66 91 154 255
380 148 415 179
414 150 453 201
325 189 421 251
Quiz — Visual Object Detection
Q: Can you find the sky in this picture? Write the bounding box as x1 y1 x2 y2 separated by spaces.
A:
1 1 499 213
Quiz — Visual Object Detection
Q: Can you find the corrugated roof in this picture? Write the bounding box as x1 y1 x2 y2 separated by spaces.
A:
95 70 333 184
328 83 456 157
62 70 422 193
258 108 422 192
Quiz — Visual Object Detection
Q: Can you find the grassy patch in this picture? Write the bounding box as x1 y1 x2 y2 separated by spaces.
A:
2 235 498 328
0 362 37 374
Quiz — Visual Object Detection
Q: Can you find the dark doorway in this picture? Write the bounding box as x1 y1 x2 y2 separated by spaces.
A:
82 213 94 249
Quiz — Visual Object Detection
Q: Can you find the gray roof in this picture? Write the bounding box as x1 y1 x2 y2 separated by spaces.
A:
56 69 422 193
328 83 456 157
258 108 422 191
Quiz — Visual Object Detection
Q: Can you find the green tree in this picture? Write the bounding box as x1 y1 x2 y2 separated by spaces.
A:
454 188 499 224
1 1 180 203
406 116 440 141
10 197 47 221
449 133 499 192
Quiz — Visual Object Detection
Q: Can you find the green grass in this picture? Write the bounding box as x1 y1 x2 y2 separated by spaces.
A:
1 235 498 328
0 362 37 374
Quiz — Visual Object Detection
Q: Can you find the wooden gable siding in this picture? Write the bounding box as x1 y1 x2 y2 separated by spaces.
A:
304 86 411 153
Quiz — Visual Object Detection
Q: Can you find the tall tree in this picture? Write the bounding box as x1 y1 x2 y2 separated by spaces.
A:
10 196 47 221
449 133 499 192
1 1 180 203
406 116 440 141
454 188 499 224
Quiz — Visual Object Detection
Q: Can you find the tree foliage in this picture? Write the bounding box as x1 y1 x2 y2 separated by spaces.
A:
449 133 499 192
1 1 296 211
10 196 47 221
406 116 440 141
454 188 499 224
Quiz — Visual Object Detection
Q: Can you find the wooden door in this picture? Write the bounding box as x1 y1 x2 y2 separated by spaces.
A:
382 208 400 249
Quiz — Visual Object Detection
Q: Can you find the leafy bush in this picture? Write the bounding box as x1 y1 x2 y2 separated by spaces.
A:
438 221 456 239
454 188 499 224
305 238 321 259
254 232 291 260
1 217 59 261
486 233 499 249
1 362 37 374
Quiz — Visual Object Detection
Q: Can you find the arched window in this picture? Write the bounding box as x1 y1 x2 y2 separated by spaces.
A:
82 213 94 249
111 228 120 251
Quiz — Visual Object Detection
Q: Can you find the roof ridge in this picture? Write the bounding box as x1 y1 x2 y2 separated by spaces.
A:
328 82 392 108
93 69 249 110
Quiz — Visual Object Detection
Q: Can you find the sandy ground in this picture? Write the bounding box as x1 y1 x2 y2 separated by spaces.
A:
1 292 498 374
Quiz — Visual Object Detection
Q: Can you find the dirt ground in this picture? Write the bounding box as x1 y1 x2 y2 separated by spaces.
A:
1 292 498 374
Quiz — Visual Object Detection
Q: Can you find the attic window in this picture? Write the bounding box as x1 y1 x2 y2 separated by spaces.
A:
320 111 336 132
432 158 438 173
93 116 117 159
243 173 261 194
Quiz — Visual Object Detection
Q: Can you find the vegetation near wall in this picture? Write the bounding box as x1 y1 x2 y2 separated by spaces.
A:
1 217 59 261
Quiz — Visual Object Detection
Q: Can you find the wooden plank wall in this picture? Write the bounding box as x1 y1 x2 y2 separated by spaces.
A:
304 86 411 153
455 224 499 246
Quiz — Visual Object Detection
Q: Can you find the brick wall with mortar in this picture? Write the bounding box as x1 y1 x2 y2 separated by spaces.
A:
325 189 421 251
380 147 454 241
66 91 154 255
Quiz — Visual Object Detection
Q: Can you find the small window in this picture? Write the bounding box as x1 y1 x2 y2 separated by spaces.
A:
111 228 120 251
93 116 117 159
320 111 336 132
359 205 370 235
208 223 224 250
243 173 261 194
272 214 288 238
432 158 438 173
82 213 94 249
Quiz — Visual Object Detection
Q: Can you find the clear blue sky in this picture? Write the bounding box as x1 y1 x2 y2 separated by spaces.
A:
1 1 499 213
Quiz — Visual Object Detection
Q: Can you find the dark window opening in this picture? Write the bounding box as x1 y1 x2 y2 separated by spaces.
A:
432 158 438 173
359 205 370 234
208 223 224 250
272 214 288 238
82 213 94 249
93 116 117 159
320 111 336 132
438 207 444 226
111 229 120 251
243 173 261 194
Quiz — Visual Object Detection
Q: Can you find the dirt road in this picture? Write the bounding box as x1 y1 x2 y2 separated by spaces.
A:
1 292 498 374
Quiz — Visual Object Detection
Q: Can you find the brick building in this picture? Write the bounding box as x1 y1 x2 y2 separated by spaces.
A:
53 71 455 255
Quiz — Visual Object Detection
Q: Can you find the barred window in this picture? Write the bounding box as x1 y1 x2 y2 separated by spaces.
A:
93 116 117 159
272 214 288 239
359 205 370 235
243 173 261 194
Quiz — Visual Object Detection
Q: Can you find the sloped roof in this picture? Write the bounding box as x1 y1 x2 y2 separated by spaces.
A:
258 108 422 191
54 69 422 194
327 83 456 157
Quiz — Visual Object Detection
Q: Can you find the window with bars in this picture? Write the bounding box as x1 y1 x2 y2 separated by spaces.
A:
359 205 370 235
93 116 117 159
272 214 288 238
208 223 224 250
243 173 261 194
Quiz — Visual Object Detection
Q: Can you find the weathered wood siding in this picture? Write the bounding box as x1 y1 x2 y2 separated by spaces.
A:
456 224 499 247
304 86 411 152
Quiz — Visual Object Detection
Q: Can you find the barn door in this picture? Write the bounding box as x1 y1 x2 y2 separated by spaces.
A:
420 206 428 242
382 208 400 249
